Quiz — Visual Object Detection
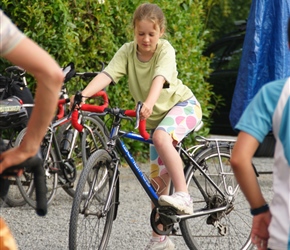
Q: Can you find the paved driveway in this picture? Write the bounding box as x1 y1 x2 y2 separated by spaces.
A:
0 148 274 250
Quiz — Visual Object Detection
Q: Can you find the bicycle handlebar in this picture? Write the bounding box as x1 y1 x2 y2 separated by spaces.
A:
123 110 150 140
63 62 104 83
5 65 26 76
71 92 150 140
75 72 100 78
71 90 108 130
0 151 47 216
56 98 70 120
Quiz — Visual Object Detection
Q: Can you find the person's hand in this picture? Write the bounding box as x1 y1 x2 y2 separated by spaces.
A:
69 95 85 110
140 102 153 120
0 146 34 176
251 211 271 249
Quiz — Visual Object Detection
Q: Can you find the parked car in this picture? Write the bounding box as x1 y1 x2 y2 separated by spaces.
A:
204 22 275 157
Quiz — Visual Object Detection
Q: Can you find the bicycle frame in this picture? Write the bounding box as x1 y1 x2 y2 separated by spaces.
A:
116 131 159 205
86 109 238 226
73 98 240 220
43 116 74 182
70 97 255 250
44 111 101 184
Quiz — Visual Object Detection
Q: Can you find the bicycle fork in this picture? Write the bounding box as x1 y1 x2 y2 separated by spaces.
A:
80 159 120 219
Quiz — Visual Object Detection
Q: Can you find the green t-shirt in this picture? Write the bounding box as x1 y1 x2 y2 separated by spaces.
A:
104 39 194 129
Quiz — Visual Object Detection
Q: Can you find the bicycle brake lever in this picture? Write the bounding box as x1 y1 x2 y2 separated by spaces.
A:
135 101 142 129
71 91 83 111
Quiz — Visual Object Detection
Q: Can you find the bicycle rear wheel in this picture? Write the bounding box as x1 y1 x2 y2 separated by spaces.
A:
2 176 27 207
0 128 27 207
69 149 116 250
180 146 252 250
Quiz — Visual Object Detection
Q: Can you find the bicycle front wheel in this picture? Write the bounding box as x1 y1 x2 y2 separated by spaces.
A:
69 149 116 250
15 128 58 209
180 146 252 250
61 114 108 198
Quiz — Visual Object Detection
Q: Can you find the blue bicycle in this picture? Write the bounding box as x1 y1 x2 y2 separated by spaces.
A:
68 95 253 250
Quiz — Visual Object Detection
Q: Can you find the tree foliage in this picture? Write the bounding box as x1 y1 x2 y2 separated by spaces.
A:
203 0 252 43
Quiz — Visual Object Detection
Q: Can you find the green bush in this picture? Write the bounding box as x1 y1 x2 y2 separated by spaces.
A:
1 0 213 160
203 0 251 43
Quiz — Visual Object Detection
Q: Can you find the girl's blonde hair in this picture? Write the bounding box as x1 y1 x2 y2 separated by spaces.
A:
133 3 166 32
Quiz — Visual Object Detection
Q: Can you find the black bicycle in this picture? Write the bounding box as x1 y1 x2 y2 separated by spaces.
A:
4 63 109 208
0 66 34 207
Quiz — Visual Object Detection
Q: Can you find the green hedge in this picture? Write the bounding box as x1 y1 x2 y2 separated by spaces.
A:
1 0 213 160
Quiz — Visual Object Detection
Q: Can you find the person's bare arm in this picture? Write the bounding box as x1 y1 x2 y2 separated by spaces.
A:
69 72 112 108
231 131 266 207
0 37 63 173
140 75 165 120
81 72 112 98
231 131 271 248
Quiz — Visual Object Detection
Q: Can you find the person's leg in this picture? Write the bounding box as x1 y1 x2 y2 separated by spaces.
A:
146 145 174 249
152 130 187 193
152 129 193 216
154 97 202 214
149 144 171 237
145 98 202 249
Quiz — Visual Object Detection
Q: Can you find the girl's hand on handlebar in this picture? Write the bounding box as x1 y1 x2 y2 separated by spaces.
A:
69 95 85 110
140 102 152 120
69 95 87 110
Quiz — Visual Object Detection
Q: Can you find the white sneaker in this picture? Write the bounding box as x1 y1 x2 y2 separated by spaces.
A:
145 236 175 250
158 192 193 215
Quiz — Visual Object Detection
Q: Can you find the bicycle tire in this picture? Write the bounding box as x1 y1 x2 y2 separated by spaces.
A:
0 128 27 207
2 176 27 207
69 149 116 250
180 145 252 250
84 114 109 144
62 115 108 198
15 128 58 209
80 115 108 166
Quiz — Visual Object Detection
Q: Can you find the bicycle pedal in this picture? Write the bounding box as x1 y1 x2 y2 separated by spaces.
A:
49 166 59 173
157 206 178 216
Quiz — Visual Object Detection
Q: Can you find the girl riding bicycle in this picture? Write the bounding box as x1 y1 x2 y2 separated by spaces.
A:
73 3 202 249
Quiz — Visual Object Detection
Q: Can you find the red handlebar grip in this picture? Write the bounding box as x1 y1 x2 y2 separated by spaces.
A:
56 105 64 120
139 120 150 140
71 104 106 132
92 90 109 108
124 110 150 140
71 110 83 132
58 98 70 105
124 110 136 117
80 104 106 113
71 91 108 131
56 98 70 119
